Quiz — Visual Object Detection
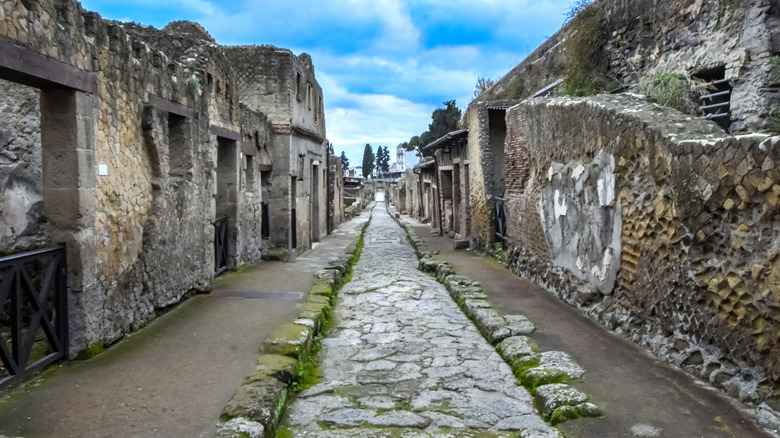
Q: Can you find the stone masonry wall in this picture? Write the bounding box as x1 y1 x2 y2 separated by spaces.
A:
237 106 274 264
0 0 288 352
479 0 779 132
502 93 780 413
84 13 217 345
224 45 328 257
465 104 492 252
465 102 515 251
0 81 45 254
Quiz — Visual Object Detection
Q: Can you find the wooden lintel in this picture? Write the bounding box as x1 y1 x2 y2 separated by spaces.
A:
149 95 194 118
210 125 241 141
0 40 97 93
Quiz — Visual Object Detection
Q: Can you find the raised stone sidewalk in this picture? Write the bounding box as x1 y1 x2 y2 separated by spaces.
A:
280 205 562 437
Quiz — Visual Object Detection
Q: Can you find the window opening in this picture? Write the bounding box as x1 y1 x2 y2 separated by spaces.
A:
695 66 731 131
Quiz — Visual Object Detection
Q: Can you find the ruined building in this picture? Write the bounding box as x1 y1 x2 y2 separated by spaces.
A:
0 0 335 386
393 0 780 428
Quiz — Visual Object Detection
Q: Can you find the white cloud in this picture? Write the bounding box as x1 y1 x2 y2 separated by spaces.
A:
319 73 432 165
80 0 576 167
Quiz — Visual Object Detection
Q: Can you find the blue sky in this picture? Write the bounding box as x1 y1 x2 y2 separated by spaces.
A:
79 0 575 167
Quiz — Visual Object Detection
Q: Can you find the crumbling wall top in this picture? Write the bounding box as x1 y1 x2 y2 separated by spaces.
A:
162 21 216 43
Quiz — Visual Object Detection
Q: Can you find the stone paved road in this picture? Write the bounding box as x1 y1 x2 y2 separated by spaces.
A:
282 205 561 438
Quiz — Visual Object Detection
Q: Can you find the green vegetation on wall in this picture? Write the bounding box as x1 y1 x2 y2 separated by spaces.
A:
562 0 608 97
769 56 780 85
771 109 780 134
505 75 526 100
634 72 712 115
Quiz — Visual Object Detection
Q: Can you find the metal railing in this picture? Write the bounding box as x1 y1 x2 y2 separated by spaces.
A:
261 204 270 239
0 244 68 390
214 216 229 275
495 197 507 240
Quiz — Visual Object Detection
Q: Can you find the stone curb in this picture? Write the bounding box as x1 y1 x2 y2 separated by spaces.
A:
389 210 601 426
214 213 371 438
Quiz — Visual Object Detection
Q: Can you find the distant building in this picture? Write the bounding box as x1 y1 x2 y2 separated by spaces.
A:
389 144 406 173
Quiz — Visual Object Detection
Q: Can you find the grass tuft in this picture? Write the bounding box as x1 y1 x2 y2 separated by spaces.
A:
634 72 712 115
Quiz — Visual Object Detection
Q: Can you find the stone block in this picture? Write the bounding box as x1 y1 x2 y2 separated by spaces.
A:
42 147 95 189
534 383 589 417
497 336 538 363
221 377 289 429
263 323 313 359
452 289 489 303
537 351 585 379
261 247 289 261
214 418 265 438
443 275 474 289
461 299 493 319
314 269 338 284
43 187 94 229
250 354 299 384
306 293 330 306
454 239 469 250
505 314 536 336
309 282 333 297
298 301 329 324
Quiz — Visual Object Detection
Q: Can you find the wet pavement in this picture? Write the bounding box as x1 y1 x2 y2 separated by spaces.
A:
281 203 561 437
0 211 369 438
399 210 771 438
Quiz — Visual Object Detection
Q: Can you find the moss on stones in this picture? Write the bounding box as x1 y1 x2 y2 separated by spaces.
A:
310 282 333 297
74 342 104 360
250 354 299 384
263 323 313 359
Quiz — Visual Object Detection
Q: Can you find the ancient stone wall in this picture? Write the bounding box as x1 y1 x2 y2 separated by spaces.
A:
465 105 491 251
479 0 779 132
430 141 470 239
502 93 780 412
328 153 344 231
224 45 328 256
236 106 274 264
0 81 45 254
0 0 318 353
464 102 514 250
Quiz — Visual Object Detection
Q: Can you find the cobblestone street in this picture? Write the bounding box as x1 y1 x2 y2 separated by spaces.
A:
282 205 561 438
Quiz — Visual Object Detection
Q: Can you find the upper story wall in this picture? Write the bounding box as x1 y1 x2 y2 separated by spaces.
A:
120 20 241 131
477 0 779 133
224 46 326 141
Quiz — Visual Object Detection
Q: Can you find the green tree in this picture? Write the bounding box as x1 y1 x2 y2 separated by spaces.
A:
339 150 349 173
361 143 374 178
401 135 421 158
428 100 461 141
376 146 390 174
401 100 461 157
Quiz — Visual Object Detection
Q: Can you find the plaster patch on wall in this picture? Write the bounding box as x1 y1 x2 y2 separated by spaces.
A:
539 150 622 293
1 175 42 242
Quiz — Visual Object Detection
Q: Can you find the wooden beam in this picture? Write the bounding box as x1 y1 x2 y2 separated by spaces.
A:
210 125 240 141
0 41 97 93
149 95 194 118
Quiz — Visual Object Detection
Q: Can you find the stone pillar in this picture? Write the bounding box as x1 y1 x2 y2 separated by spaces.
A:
40 89 95 354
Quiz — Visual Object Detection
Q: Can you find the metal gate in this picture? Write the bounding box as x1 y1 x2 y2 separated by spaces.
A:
261 203 270 239
495 197 507 240
291 208 297 249
214 216 229 275
0 244 68 390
